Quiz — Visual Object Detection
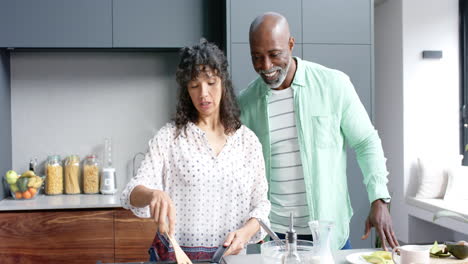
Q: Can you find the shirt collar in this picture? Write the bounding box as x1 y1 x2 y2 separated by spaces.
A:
291 56 306 87
186 121 239 143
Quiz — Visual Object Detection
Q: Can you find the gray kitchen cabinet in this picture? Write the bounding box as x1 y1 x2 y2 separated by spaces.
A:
302 44 372 114
302 0 371 44
230 43 302 93
0 0 112 48
113 0 207 48
229 0 302 43
0 51 11 200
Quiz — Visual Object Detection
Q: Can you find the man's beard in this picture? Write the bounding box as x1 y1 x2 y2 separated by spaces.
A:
258 58 291 89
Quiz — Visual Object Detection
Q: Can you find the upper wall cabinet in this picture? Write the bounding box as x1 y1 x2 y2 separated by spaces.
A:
0 0 112 48
113 0 208 48
302 0 371 44
229 0 302 43
0 0 220 49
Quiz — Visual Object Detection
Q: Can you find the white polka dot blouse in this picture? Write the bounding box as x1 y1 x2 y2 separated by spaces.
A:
121 122 271 248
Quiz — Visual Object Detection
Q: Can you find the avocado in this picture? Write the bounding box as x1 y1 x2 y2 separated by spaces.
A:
447 244 468 259
17 177 29 192
430 252 451 258
430 241 441 254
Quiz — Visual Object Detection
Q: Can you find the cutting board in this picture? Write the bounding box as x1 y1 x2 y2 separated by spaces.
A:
430 256 468 263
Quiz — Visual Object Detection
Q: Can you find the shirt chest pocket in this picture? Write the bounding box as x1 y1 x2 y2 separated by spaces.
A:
311 115 340 149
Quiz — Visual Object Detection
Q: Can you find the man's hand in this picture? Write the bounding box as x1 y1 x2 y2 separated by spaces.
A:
361 199 399 251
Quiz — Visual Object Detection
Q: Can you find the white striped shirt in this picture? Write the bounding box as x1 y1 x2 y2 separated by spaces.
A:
268 87 311 234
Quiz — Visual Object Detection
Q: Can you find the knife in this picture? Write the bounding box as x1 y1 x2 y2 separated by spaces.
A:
257 218 283 243
212 245 229 263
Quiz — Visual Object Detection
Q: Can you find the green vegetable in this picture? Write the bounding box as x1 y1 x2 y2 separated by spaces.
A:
16 177 29 192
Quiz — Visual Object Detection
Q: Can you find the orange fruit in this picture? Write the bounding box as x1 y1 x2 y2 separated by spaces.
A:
22 190 32 199
28 187 37 197
15 192 22 199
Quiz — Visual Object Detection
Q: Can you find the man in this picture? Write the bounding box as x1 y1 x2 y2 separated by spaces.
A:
237 12 399 250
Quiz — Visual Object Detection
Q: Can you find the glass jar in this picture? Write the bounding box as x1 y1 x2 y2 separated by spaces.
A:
83 155 100 194
64 155 81 194
45 155 63 195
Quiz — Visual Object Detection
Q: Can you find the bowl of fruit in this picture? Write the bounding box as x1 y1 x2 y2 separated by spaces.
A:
4 170 44 200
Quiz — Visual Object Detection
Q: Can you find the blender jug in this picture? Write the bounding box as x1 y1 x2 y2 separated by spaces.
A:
100 138 117 194
308 220 335 264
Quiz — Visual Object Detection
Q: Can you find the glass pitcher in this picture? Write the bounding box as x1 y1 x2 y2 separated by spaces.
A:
308 220 335 264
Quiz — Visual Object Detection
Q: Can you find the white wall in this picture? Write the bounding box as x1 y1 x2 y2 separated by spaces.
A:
375 0 406 241
375 0 462 243
403 0 460 188
10 51 178 191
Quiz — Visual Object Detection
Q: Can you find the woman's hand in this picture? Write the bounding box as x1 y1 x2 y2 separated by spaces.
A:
149 189 176 237
223 218 260 256
223 228 251 255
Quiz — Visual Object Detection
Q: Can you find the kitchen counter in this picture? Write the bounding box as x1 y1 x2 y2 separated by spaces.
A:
223 248 468 264
0 192 122 211
222 249 375 264
99 249 377 264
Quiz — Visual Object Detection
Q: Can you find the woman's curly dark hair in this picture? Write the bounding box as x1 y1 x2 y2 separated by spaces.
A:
175 39 241 135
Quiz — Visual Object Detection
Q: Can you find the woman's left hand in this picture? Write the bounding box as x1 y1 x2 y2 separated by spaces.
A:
223 228 251 255
223 218 260 256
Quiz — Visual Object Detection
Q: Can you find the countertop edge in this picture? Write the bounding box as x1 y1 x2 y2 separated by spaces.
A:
0 193 123 211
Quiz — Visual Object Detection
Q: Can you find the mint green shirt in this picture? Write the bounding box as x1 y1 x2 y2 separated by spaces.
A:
238 57 390 249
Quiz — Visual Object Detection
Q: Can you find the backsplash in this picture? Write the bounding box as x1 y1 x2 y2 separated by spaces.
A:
10 51 179 191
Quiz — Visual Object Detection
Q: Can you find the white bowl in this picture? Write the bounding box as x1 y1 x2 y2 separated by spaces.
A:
261 239 317 264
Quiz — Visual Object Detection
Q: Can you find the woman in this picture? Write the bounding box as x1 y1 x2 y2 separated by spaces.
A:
120 39 270 262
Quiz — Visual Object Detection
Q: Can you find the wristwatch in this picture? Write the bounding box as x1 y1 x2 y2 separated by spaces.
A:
378 198 391 204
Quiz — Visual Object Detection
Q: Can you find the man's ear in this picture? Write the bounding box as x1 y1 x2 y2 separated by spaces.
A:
288 37 295 52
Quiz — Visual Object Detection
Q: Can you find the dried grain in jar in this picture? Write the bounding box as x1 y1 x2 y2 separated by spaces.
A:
83 155 100 194
64 155 81 194
45 155 63 195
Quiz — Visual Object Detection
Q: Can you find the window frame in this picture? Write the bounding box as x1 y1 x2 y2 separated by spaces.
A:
460 0 468 165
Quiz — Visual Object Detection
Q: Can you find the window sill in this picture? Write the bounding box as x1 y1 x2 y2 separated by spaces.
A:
406 197 468 235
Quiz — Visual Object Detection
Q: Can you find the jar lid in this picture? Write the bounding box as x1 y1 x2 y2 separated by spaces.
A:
48 155 61 160
66 155 80 162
